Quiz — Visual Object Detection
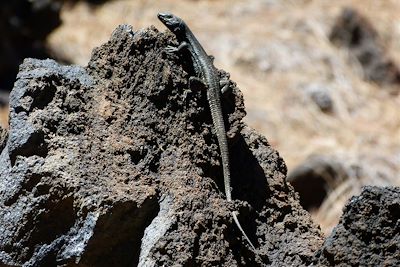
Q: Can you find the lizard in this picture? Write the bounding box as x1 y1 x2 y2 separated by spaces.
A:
158 12 257 252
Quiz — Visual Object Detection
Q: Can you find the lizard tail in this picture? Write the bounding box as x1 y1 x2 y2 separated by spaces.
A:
232 211 257 251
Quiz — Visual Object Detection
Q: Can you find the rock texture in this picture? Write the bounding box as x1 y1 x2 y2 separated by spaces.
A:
0 25 323 266
1 22 397 267
0 125 7 152
314 186 400 266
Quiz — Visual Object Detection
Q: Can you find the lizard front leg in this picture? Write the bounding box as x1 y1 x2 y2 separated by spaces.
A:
164 41 189 54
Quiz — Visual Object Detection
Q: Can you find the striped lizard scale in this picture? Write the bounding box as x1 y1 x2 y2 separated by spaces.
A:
158 12 256 252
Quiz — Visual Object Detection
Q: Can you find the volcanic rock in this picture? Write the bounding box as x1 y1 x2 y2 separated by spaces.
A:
0 25 324 266
314 186 400 266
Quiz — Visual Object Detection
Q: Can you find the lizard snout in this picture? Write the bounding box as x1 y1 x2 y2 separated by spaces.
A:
157 12 172 22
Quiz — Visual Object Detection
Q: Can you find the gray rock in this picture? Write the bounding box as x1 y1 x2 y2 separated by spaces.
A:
0 126 7 153
301 83 334 113
0 24 324 266
314 186 400 266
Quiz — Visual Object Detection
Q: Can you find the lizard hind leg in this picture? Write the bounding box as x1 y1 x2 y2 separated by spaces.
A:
189 76 207 91
220 79 232 95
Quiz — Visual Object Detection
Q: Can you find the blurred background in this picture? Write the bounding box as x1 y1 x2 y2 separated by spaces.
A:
0 0 399 235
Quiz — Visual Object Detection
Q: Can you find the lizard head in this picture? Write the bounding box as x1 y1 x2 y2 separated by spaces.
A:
157 12 185 34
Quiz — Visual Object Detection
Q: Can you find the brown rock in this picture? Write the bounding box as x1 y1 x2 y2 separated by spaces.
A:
0 25 323 266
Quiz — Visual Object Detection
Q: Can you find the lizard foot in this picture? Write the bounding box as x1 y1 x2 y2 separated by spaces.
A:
164 41 189 55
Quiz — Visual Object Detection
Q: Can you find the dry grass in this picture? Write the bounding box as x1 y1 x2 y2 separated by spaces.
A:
0 107 8 128
32 0 400 234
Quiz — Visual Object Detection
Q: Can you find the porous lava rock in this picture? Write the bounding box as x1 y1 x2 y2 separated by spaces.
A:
314 186 400 266
0 126 7 153
0 25 324 266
